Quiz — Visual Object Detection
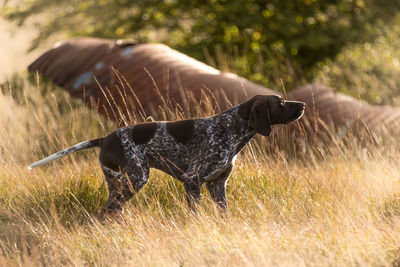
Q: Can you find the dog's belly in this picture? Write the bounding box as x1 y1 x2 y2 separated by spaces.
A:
144 140 235 182
146 147 191 180
144 132 202 180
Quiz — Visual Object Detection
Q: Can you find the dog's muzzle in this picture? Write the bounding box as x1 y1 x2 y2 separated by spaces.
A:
285 101 306 124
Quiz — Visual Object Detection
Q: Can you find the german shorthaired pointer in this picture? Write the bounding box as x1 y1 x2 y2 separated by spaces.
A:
28 95 305 214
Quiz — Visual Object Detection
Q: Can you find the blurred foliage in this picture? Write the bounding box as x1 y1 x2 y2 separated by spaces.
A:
2 0 400 90
315 16 400 106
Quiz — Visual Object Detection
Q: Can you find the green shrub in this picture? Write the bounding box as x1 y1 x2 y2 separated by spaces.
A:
314 17 400 106
3 0 400 90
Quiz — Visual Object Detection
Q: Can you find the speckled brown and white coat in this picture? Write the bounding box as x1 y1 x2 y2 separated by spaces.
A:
28 95 305 215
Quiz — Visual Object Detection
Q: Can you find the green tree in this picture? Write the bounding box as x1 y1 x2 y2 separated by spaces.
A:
2 0 400 89
315 16 400 106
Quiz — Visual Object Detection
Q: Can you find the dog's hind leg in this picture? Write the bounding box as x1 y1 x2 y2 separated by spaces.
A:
123 158 150 196
101 167 129 215
100 161 149 216
101 168 125 215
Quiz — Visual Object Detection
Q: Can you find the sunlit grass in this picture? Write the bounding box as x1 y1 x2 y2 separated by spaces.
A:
1 75 400 266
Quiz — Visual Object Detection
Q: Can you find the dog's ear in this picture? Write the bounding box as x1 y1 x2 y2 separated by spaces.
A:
237 97 254 120
250 101 271 137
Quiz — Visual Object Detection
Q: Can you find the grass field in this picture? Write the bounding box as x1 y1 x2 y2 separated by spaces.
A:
1 76 400 266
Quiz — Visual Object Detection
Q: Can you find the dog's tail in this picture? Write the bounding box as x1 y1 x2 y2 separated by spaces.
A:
27 138 103 170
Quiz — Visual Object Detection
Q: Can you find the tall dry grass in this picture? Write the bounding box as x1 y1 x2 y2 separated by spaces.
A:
1 74 400 266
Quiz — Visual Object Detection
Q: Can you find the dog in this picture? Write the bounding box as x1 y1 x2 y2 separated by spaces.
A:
28 95 305 215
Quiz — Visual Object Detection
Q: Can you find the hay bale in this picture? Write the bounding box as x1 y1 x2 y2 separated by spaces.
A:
29 37 400 142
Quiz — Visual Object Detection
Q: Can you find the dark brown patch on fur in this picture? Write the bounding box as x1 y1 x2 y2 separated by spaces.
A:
131 123 157 144
166 119 195 144
251 100 271 136
237 97 255 120
238 95 275 136
99 131 126 171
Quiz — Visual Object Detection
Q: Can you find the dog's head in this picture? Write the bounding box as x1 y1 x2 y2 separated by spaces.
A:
238 95 305 136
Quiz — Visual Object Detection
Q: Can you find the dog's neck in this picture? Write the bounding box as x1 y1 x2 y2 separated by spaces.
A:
211 105 256 155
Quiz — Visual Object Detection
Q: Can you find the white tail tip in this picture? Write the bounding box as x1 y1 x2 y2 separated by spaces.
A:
27 166 33 170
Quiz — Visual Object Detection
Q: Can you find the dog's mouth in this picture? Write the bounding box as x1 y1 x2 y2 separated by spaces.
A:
284 104 305 124
293 106 305 121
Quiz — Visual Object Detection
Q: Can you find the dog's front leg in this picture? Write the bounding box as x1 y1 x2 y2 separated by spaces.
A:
206 179 228 211
184 178 202 211
205 165 232 212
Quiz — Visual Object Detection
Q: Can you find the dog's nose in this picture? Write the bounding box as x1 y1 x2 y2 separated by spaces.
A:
294 101 305 110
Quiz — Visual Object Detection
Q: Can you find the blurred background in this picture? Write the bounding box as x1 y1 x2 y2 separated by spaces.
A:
0 18 39 81
1 0 400 104
3 3 400 266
